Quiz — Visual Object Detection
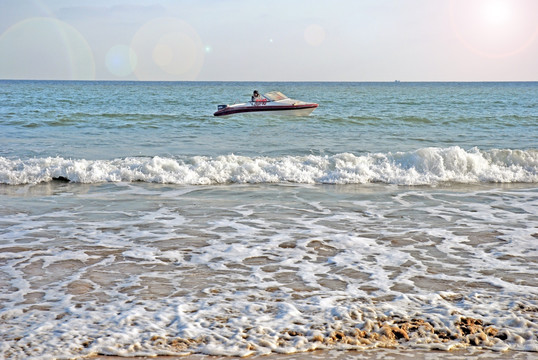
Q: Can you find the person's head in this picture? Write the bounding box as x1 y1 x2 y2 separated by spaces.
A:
253 90 259 96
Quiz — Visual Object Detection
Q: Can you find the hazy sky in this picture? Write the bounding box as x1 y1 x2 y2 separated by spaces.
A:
1 0 537 81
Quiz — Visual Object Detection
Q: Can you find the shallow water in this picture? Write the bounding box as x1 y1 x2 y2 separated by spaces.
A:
0 81 537 359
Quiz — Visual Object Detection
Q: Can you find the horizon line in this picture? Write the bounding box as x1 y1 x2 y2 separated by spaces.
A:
1 79 538 83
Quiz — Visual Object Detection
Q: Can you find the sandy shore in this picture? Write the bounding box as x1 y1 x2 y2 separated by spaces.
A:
91 348 536 360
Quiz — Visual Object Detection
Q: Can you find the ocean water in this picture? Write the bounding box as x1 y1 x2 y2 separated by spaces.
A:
0 81 537 359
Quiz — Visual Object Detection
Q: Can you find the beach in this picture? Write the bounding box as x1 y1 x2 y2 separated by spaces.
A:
90 348 538 360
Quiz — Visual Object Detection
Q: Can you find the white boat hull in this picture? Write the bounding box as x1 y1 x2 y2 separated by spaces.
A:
214 104 318 117
214 91 318 117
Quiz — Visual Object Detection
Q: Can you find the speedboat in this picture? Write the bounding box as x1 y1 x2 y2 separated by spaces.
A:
213 91 318 116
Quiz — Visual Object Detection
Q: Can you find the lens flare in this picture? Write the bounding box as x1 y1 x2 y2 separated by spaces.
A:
131 18 204 81
105 45 137 78
304 24 326 47
0 17 95 80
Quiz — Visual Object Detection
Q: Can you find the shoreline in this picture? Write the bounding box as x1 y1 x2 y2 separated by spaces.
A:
90 348 536 360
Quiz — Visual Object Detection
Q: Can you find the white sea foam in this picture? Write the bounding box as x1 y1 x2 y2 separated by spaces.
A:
1 183 536 359
0 147 536 185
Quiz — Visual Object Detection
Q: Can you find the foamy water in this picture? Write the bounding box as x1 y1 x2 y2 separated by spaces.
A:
1 147 537 185
0 81 537 359
1 183 537 358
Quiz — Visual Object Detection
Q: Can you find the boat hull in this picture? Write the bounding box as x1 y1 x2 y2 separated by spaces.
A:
214 103 318 117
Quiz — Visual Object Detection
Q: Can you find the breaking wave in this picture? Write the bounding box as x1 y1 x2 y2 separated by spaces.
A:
1 147 536 186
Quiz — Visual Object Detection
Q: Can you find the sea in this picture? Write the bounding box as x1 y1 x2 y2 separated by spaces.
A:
0 81 537 359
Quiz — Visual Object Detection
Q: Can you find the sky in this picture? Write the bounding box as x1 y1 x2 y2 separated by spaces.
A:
1 0 537 81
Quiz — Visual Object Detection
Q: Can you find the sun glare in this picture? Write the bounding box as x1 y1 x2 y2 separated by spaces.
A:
483 0 512 25
450 0 538 58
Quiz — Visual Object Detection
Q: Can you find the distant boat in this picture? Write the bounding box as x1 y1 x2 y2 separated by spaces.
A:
214 91 318 117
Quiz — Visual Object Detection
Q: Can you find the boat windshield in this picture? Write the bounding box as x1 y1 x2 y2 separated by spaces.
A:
263 91 288 101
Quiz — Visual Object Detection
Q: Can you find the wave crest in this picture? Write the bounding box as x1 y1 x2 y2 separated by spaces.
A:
1 147 536 185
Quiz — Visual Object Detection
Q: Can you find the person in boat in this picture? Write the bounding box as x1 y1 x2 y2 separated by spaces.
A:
251 90 262 102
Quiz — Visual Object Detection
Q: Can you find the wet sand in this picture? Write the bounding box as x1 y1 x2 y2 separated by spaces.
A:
91 348 536 360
